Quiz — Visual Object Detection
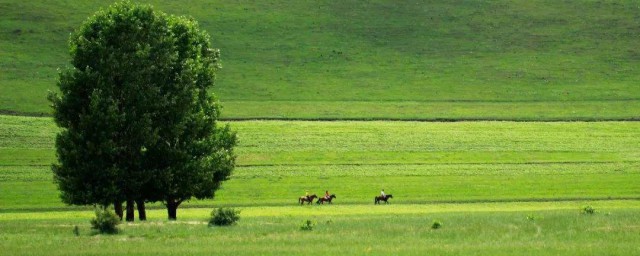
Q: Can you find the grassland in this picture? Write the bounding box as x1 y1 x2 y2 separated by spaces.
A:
1 116 639 254
1 203 640 255
2 0 640 254
2 0 640 119
1 115 639 210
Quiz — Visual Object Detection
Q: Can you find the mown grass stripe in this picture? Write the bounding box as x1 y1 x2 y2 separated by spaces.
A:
221 117 640 122
2 199 640 215
235 160 640 167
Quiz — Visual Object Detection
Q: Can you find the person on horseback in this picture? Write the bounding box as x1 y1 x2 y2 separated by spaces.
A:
324 190 330 200
305 190 310 201
380 189 386 199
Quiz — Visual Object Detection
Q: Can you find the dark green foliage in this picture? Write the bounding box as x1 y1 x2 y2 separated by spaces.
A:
208 208 240 226
73 225 80 236
48 1 236 220
90 207 120 234
431 220 442 229
582 206 596 215
300 219 315 231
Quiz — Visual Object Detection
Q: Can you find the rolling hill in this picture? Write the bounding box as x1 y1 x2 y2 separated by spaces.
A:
1 0 639 120
2 2 640 253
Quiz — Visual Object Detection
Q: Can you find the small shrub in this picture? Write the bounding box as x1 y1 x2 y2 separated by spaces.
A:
300 219 315 231
431 220 442 229
582 205 596 215
90 207 120 234
526 214 542 221
209 208 241 226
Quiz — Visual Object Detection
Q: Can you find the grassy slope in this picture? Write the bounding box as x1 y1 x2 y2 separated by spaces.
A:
1 115 638 210
1 0 640 119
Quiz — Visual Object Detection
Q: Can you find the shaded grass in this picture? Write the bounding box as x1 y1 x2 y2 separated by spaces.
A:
221 100 640 121
238 151 637 166
231 121 640 153
0 148 54 166
1 1 640 119
5 117 640 166
232 162 640 178
0 115 57 148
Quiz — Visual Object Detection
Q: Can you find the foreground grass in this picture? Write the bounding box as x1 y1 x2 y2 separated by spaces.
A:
0 116 639 254
1 201 639 255
2 1 640 119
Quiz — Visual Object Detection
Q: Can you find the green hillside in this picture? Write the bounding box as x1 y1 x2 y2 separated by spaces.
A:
1 0 640 119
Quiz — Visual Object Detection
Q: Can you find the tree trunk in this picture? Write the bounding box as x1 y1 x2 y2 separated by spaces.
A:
166 200 182 220
125 199 135 222
114 201 123 221
136 199 146 221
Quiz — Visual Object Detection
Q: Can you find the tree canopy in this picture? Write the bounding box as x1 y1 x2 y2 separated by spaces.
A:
49 1 236 220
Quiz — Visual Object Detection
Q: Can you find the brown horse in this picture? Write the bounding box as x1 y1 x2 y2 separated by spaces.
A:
299 194 317 205
374 194 393 204
316 194 337 204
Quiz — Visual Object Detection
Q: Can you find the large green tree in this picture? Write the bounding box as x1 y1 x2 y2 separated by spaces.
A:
49 1 236 220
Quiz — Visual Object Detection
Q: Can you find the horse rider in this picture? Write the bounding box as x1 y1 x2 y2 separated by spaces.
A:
305 190 310 200
324 190 330 200
380 189 386 199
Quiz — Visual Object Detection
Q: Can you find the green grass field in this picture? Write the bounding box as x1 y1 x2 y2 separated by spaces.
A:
2 0 640 254
1 0 640 119
1 203 640 255
2 115 639 209
0 115 639 254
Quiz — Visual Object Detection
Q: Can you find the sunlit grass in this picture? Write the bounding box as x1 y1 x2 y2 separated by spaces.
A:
1 117 639 210
1 201 640 255
2 200 639 220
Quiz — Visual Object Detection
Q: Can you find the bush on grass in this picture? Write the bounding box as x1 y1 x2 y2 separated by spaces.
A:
582 205 596 215
90 207 120 234
526 214 540 221
431 220 442 229
209 208 241 226
300 219 315 231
